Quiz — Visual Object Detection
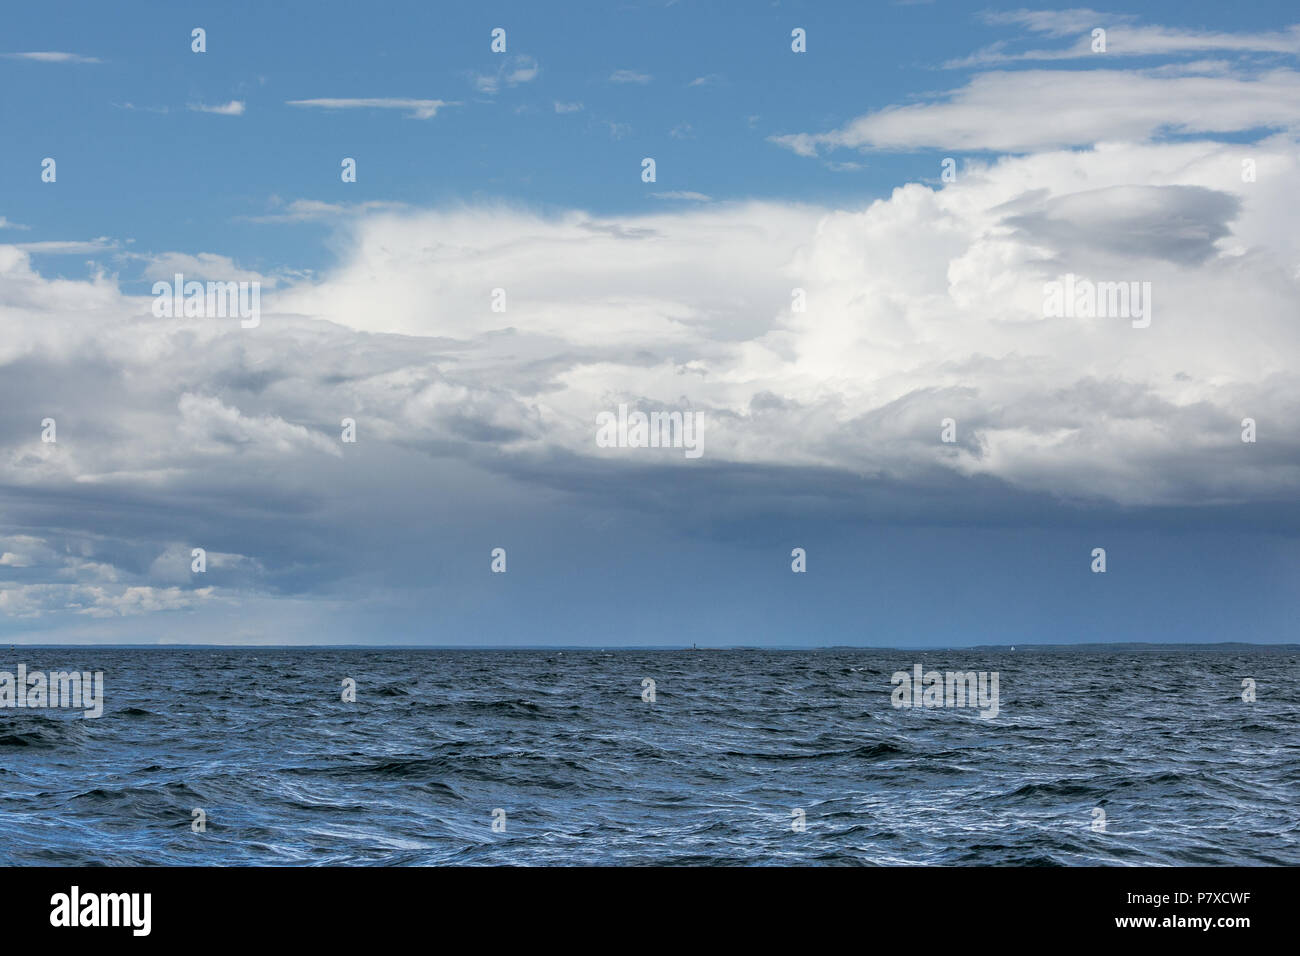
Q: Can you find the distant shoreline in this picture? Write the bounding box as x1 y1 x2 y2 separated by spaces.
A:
2 642 1297 652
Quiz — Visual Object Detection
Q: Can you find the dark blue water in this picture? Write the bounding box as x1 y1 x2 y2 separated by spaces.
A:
1 649 1296 865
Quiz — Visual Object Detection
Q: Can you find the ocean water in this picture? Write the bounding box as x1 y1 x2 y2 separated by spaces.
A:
1 648 1297 866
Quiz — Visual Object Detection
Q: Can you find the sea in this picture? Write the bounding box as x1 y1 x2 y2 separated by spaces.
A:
1 647 1296 865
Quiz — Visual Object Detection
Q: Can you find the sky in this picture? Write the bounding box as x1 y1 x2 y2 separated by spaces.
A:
1 1 1299 645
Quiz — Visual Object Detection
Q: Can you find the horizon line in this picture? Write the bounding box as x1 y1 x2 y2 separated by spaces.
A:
0 641 1296 651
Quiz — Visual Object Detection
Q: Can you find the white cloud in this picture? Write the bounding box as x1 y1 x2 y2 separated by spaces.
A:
554 101 584 113
651 191 711 201
1 51 100 63
979 9 1135 38
175 393 343 458
112 101 170 114
188 100 245 116
75 585 215 617
943 12 1300 67
772 67 1300 154
8 238 116 255
136 251 276 286
286 98 455 119
0 535 52 567
1 135 1298 632
473 55 540 94
610 70 652 84
241 198 407 224
264 137 1300 506
0 533 217 618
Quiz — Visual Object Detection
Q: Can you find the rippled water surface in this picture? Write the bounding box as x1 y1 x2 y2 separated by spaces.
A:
1 648 1297 865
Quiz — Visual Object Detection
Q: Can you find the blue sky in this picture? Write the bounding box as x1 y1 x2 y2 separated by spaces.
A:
5 0 1295 279
2 1 1299 644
